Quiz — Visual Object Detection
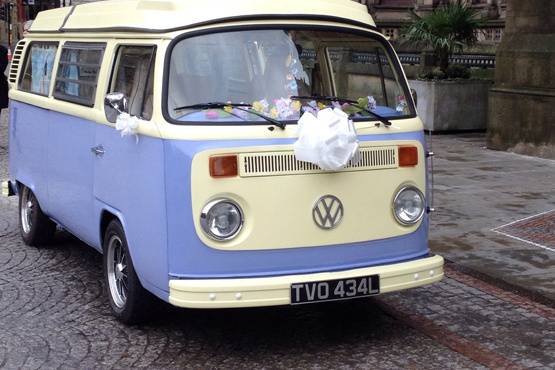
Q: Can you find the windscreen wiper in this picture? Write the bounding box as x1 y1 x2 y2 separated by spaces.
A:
290 95 392 127
174 102 286 130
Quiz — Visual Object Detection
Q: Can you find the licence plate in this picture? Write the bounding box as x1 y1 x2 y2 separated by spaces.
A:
291 275 380 305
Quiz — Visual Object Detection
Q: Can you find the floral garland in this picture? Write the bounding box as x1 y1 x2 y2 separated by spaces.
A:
201 94 408 121
252 98 302 120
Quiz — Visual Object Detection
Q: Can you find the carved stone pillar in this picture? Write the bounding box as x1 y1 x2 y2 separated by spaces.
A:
487 0 555 159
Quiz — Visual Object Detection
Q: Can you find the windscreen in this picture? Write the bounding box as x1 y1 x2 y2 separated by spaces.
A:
167 29 414 124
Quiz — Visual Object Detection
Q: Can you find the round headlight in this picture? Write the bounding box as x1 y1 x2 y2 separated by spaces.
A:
200 199 244 241
393 186 425 226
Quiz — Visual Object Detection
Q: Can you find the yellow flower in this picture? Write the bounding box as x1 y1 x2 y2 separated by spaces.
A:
292 100 302 112
253 101 264 113
270 107 279 119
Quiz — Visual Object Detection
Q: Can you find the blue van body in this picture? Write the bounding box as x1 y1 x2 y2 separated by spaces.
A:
9 100 430 302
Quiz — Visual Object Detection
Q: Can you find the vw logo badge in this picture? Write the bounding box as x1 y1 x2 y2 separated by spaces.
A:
312 195 344 230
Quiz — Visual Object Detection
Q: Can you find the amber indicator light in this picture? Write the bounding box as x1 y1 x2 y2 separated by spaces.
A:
210 155 238 178
399 146 418 167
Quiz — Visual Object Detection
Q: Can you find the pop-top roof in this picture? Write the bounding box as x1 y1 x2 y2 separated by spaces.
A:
30 0 376 34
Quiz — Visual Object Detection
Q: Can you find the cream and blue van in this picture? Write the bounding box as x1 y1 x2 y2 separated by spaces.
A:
3 0 444 324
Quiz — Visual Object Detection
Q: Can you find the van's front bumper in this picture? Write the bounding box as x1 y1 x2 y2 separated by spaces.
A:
169 255 444 308
1 180 16 197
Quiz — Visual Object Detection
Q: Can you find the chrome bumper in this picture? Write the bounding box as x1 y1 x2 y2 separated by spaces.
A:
1 180 15 197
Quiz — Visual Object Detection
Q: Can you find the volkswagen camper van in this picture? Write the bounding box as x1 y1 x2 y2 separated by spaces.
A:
3 0 444 324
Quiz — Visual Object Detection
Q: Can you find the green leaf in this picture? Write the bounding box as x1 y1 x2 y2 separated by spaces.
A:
342 105 362 115
357 97 369 109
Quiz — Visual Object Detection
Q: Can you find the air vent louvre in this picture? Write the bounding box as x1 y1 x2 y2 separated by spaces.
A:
239 146 398 177
8 41 26 84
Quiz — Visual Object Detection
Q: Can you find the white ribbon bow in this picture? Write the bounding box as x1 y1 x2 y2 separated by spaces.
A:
294 108 359 171
115 113 141 143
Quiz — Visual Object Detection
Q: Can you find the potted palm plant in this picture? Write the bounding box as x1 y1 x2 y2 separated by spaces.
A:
402 0 493 132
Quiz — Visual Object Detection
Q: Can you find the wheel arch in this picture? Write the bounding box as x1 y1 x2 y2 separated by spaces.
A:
98 206 128 253
15 179 33 196
96 202 169 302
16 180 47 212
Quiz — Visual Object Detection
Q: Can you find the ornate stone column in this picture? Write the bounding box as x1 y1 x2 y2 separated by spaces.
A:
487 0 555 159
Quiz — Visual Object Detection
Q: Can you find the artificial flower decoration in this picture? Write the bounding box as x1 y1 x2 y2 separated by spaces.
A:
339 97 371 116
248 95 386 121
331 101 343 111
396 95 408 113
270 107 280 119
252 100 265 113
224 104 233 114
251 98 304 121
275 98 295 119
205 110 220 120
367 96 377 111
301 100 319 116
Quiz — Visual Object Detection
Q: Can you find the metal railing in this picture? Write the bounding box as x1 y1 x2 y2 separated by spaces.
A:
398 53 496 68
301 49 496 68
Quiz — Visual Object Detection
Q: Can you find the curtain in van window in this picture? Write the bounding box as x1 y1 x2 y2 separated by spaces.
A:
30 44 57 95
66 50 80 96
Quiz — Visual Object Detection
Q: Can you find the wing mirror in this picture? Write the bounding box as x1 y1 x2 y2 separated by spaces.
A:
104 92 129 123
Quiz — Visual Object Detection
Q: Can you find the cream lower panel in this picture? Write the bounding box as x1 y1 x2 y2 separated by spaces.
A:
169 255 444 309
191 140 426 251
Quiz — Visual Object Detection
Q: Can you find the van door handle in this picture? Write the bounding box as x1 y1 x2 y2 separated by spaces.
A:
91 145 105 157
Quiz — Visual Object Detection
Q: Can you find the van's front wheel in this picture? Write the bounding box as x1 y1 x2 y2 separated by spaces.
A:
19 185 56 246
103 220 153 324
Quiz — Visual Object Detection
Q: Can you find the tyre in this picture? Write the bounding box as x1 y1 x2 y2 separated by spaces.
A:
19 185 56 246
103 220 154 324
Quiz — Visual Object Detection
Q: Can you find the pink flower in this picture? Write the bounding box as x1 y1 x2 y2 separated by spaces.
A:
205 110 219 120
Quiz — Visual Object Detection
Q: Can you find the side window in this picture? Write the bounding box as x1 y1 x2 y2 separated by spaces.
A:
110 46 156 120
54 42 106 107
19 42 58 96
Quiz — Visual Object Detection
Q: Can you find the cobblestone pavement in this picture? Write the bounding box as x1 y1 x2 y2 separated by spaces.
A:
1 113 555 369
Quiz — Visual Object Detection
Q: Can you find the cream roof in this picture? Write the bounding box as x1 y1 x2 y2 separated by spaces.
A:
30 0 375 34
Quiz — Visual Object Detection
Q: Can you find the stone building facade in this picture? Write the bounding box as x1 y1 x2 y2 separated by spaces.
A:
356 0 507 49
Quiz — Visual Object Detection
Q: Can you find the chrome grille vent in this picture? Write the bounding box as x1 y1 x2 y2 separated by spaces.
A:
8 41 26 84
239 146 398 177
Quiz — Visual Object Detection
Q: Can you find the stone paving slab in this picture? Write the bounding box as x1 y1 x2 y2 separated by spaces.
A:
428 134 555 301
379 267 555 369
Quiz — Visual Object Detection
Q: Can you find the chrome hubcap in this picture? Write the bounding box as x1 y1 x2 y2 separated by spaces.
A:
21 190 34 234
107 235 128 308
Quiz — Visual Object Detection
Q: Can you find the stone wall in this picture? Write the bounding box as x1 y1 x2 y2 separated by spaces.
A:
487 0 555 159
